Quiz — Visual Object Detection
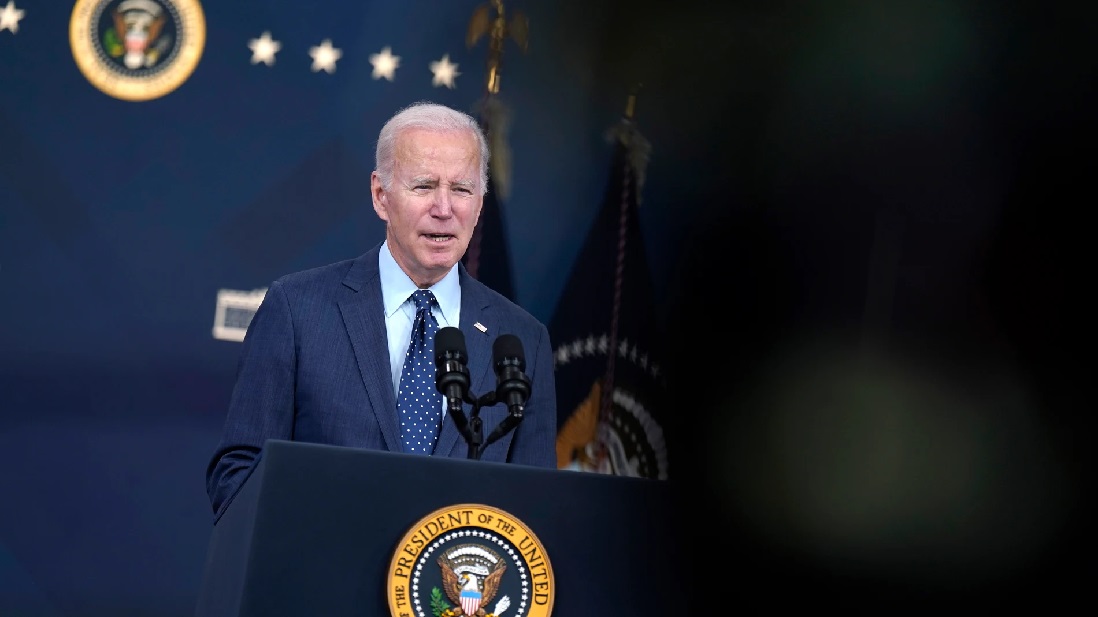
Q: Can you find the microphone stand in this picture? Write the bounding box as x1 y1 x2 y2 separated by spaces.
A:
449 390 525 461
466 391 498 461
466 392 492 460
446 391 488 460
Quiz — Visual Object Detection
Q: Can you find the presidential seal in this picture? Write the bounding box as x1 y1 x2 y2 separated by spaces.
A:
388 504 554 617
69 0 205 101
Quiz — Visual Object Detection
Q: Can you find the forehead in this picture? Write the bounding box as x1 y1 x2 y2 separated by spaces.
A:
394 128 479 176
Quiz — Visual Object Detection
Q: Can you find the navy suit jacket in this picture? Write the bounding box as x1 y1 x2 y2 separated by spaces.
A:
206 243 558 520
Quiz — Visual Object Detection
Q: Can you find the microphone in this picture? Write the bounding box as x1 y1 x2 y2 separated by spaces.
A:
434 327 470 417
479 334 531 451
492 334 531 418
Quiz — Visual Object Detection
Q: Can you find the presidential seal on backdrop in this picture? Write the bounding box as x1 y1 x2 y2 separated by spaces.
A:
388 504 554 617
69 0 205 101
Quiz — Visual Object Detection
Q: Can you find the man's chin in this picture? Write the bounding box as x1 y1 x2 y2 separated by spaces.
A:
418 250 460 272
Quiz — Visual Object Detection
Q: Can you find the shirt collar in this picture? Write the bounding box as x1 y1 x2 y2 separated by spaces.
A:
379 241 460 324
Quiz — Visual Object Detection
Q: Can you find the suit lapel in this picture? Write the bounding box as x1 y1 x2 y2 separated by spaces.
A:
338 248 403 452
434 269 496 457
462 284 496 399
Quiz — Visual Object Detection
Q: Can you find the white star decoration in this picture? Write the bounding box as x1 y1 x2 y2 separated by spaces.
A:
0 0 25 34
553 334 662 379
369 46 400 81
309 39 341 73
429 54 460 88
236 33 462 87
248 31 281 66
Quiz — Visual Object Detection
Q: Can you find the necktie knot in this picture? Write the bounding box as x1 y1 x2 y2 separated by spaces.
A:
410 289 436 313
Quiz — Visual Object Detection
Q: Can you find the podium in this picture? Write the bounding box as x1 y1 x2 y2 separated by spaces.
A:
195 440 685 616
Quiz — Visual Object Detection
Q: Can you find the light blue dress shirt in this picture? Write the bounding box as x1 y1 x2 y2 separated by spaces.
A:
379 241 461 398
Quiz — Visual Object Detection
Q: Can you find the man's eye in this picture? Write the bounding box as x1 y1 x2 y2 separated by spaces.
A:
414 185 432 191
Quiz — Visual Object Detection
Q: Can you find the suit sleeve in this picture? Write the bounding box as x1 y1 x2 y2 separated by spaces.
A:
506 322 558 468
205 280 297 520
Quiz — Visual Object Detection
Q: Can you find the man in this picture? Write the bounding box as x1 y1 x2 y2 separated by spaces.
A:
205 101 558 520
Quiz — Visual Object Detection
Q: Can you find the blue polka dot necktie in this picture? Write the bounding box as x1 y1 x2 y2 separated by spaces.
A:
397 290 441 454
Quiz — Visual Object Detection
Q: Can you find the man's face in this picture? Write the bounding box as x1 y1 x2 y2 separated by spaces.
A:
371 128 483 288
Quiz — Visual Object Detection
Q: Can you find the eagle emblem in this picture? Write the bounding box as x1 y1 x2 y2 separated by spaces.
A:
69 0 206 102
437 544 508 616
109 0 169 69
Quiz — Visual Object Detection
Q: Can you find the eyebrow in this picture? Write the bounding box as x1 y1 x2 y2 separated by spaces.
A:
407 176 476 189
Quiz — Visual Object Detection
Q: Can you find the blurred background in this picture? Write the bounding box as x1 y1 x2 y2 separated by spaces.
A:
1 0 1093 614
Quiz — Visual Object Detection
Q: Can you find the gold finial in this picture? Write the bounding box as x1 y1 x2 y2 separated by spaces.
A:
467 0 529 94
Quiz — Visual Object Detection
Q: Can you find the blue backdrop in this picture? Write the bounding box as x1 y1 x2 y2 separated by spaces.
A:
2 0 1093 614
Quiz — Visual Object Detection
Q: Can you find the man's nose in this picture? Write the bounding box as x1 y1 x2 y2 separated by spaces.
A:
432 189 453 215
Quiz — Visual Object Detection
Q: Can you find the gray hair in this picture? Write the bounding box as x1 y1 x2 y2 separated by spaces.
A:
374 101 490 196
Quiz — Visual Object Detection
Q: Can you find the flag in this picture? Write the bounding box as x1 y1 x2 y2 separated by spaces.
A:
462 94 517 302
549 110 669 480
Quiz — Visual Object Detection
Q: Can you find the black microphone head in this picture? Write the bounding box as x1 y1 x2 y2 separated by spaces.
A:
492 334 525 371
435 326 468 367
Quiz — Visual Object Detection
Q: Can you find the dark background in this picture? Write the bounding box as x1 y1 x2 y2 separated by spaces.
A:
656 0 1094 609
1 0 1093 614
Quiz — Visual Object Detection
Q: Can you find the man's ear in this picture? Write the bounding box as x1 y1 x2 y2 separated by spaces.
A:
370 171 389 221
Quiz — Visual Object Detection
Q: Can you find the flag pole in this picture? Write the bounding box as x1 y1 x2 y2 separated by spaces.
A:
598 84 649 455
465 0 528 279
